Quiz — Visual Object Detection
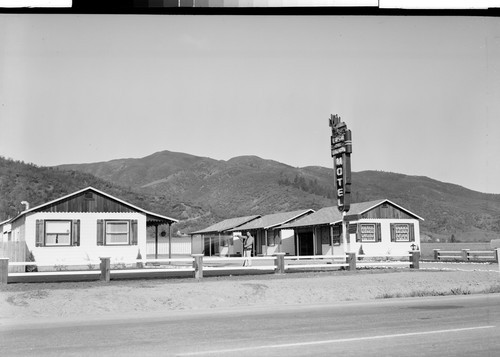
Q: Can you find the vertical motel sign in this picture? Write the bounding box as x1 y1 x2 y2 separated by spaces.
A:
329 114 352 212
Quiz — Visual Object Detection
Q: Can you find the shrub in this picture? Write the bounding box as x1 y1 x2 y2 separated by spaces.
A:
25 250 38 272
358 245 364 261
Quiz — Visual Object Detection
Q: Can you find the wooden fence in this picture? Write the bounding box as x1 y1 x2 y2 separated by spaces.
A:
0 251 421 284
433 249 500 263
0 242 27 273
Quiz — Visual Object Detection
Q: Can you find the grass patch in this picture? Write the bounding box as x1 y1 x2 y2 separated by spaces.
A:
377 287 473 299
377 285 500 299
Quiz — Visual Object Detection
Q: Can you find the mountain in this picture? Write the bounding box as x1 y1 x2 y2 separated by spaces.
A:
55 150 500 242
0 156 203 231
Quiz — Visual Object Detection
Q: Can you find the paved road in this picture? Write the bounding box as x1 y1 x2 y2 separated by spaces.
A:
2 294 499 356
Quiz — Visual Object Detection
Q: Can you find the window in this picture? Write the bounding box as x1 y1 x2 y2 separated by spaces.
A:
320 226 332 245
356 223 382 243
359 223 376 242
105 221 130 245
268 231 279 246
332 225 341 245
390 223 414 242
45 221 72 246
96 219 137 246
36 219 80 247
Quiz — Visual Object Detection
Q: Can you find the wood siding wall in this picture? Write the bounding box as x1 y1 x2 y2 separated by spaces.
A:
0 241 27 272
35 191 135 213
361 203 415 220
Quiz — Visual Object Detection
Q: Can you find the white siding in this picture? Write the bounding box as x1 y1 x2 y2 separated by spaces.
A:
25 212 147 267
348 219 421 256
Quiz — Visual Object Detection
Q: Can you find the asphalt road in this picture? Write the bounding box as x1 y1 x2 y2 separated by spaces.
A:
2 294 499 356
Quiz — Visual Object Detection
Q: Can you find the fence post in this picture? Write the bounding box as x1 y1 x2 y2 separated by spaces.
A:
433 249 440 261
192 254 204 279
100 257 110 282
275 253 286 274
0 258 8 285
495 248 500 264
347 252 356 271
462 249 470 261
410 251 420 269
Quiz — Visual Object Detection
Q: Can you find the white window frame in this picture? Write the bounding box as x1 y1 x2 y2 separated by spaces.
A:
105 220 130 245
45 220 72 247
359 223 376 242
393 223 411 242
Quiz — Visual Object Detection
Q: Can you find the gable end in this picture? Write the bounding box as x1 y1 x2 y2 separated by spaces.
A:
34 190 136 213
360 202 416 220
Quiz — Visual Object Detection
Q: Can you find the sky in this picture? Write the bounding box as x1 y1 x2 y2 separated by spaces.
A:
1 14 499 194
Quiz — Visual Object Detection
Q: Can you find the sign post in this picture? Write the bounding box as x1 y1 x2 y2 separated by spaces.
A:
329 114 352 251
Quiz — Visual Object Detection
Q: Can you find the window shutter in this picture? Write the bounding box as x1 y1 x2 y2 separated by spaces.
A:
72 219 80 246
130 219 138 245
97 219 104 246
348 224 357 234
376 223 382 242
390 223 396 242
409 223 415 242
36 219 44 247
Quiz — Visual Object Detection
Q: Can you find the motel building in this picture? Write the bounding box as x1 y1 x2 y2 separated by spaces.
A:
0 187 178 272
190 199 423 258
189 209 313 257
279 199 423 257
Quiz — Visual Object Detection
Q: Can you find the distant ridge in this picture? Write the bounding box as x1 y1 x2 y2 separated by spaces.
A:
1 151 499 242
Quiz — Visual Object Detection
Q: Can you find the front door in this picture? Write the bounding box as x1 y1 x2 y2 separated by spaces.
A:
298 232 314 256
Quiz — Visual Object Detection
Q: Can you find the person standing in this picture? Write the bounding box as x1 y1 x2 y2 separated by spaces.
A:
240 231 254 267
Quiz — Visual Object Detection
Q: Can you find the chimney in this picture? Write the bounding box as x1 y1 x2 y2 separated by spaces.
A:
21 201 30 211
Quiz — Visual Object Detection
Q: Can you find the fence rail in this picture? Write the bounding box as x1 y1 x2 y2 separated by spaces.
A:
433 249 500 263
0 251 421 284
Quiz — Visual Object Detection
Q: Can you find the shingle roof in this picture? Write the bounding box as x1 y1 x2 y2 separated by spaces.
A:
190 215 261 235
228 209 314 231
280 199 423 229
280 206 343 229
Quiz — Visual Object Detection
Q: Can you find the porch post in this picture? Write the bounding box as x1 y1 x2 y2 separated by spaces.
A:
278 230 282 253
295 230 299 256
168 223 172 260
265 230 268 256
330 225 334 255
155 223 159 260
312 226 316 256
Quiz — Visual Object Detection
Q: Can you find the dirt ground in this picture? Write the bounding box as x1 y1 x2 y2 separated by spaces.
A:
2 266 500 323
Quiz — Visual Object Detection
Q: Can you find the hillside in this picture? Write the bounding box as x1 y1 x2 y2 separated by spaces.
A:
0 156 203 231
55 150 500 241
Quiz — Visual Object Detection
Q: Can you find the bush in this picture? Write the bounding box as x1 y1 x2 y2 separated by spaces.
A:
25 250 38 272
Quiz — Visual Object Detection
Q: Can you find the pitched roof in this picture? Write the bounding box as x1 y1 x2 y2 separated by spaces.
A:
190 215 261 235
280 199 423 229
5 187 178 225
229 209 314 231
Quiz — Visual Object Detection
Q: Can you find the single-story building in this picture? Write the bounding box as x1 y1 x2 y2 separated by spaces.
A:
279 199 424 257
190 215 261 256
0 187 178 271
228 209 315 256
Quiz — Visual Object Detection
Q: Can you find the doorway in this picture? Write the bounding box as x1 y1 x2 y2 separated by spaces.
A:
298 232 314 256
